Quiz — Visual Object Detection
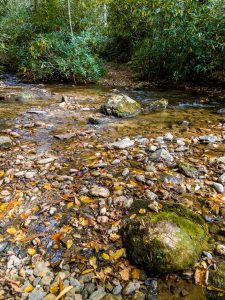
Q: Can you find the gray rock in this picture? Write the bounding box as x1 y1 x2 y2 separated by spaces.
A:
217 108 225 114
80 272 94 283
100 94 142 118
199 135 218 143
135 175 145 183
145 190 157 201
0 136 12 149
213 182 224 193
88 117 104 125
150 149 173 163
28 288 46 300
160 173 184 184
122 282 140 295
219 173 225 183
89 287 106 300
112 159 121 165
109 138 135 150
177 162 199 178
27 110 47 115
7 255 21 269
89 185 110 198
0 241 8 252
122 168 129 176
112 284 122 295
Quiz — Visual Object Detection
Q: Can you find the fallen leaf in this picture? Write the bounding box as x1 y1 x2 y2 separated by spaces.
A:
55 286 73 300
132 268 141 280
7 227 17 235
80 196 94 204
139 208 146 214
113 248 125 260
27 248 36 256
194 266 207 285
101 253 110 260
119 268 130 281
66 240 73 249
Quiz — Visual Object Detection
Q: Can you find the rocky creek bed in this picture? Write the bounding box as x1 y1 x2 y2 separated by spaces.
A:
0 77 225 300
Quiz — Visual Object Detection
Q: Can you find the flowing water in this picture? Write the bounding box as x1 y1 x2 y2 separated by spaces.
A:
0 77 225 300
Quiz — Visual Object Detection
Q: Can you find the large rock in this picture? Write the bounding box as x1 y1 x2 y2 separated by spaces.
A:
177 162 199 178
122 204 208 273
100 94 142 118
0 136 12 149
109 138 135 149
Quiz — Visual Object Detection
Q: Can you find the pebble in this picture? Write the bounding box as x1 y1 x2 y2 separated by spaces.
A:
136 175 145 183
109 138 135 149
213 182 224 193
122 282 140 295
112 284 122 295
150 148 174 163
145 190 157 201
164 132 173 141
25 171 36 179
38 157 56 164
218 173 225 183
89 287 106 300
112 159 121 165
122 168 129 176
89 185 110 198
7 255 21 269
216 244 225 255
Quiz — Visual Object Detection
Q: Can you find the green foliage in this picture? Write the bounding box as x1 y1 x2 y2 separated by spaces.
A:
0 0 106 82
108 0 225 82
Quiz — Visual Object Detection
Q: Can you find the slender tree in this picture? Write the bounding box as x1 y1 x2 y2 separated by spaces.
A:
67 0 73 37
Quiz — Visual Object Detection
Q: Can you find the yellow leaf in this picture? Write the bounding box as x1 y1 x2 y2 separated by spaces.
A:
89 256 97 269
113 248 125 260
67 202 74 208
80 196 93 204
50 283 59 294
129 180 138 187
101 253 110 260
27 248 36 256
139 208 146 214
23 284 33 293
7 227 17 235
0 170 5 178
66 240 73 249
119 268 130 281
81 268 94 275
43 183 51 190
132 268 141 280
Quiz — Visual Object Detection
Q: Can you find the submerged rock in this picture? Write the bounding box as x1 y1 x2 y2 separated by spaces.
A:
122 204 208 273
100 94 142 118
177 162 199 178
148 98 168 110
209 260 225 291
11 92 37 101
0 136 12 149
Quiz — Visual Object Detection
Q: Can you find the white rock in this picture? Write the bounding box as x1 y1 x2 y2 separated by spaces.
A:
216 244 225 255
25 171 36 179
38 157 56 164
164 132 173 141
89 185 110 198
109 138 135 149
213 182 224 193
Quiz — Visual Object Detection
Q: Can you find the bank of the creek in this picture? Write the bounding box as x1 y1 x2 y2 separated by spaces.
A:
0 76 225 300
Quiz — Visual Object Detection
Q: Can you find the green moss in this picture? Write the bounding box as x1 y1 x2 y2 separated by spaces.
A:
122 204 208 273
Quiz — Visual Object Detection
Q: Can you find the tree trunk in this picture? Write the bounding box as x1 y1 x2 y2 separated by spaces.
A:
67 0 73 37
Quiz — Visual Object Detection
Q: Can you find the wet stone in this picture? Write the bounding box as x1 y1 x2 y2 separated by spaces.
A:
0 136 12 149
109 138 135 149
122 282 140 295
89 286 107 300
89 185 110 198
150 148 173 163
213 182 224 193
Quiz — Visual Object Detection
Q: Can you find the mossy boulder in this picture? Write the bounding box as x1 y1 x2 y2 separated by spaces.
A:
100 94 142 118
0 136 12 149
122 204 208 273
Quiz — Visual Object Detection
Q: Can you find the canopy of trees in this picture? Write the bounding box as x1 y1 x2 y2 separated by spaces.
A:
0 0 224 83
